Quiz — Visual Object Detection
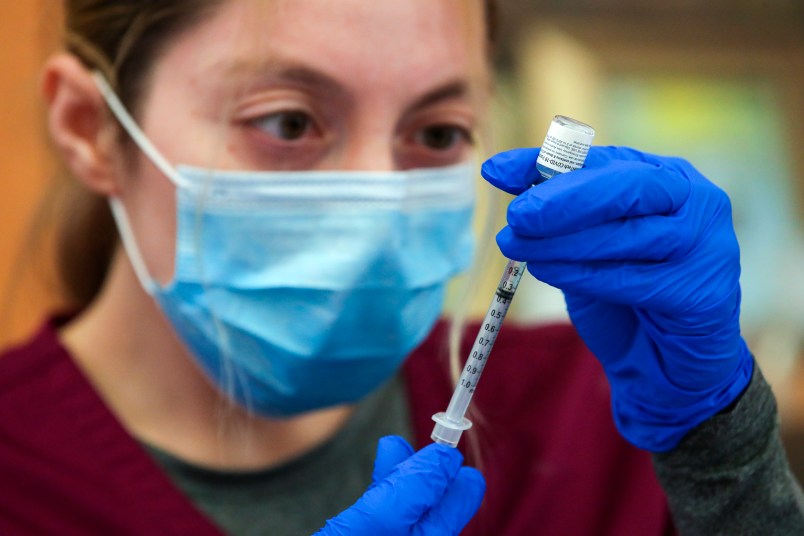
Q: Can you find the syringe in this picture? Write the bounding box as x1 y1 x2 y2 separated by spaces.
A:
431 115 595 448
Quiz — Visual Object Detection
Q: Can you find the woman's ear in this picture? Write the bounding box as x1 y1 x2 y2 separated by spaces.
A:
41 53 123 196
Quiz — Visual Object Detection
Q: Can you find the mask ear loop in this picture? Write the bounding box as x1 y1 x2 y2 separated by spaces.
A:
92 72 167 296
107 198 159 295
92 72 187 187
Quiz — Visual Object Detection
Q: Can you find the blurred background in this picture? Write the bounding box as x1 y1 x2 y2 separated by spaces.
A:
1 0 803 474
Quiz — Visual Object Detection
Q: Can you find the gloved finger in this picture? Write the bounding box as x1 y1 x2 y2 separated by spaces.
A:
582 145 671 167
496 213 694 263
371 443 465 525
506 159 691 238
413 466 486 536
480 147 544 195
480 145 689 200
526 257 739 316
371 436 415 484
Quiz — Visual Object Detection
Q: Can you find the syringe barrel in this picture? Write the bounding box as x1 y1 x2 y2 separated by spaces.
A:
443 259 525 422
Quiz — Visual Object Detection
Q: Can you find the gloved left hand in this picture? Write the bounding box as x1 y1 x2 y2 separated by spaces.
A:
315 436 485 536
481 146 754 452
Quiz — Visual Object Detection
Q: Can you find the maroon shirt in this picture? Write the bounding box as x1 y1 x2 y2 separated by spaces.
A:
0 318 674 535
407 321 674 536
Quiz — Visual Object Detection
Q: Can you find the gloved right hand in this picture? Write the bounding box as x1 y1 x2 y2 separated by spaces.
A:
481 146 754 453
314 436 485 536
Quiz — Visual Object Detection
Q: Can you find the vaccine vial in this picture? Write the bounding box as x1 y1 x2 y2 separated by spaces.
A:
535 115 596 180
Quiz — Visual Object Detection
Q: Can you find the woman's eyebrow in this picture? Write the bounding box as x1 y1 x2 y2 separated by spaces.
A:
221 59 351 100
403 80 470 115
216 59 470 114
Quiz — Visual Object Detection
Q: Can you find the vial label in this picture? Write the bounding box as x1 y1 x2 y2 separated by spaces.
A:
536 121 594 174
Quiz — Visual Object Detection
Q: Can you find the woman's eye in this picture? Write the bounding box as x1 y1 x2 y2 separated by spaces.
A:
417 125 472 151
252 111 314 141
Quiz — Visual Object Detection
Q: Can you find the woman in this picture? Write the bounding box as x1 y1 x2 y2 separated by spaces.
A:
1 1 801 534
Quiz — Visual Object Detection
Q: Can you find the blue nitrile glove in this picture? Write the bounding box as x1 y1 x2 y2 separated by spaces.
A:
315 436 485 536
481 146 754 452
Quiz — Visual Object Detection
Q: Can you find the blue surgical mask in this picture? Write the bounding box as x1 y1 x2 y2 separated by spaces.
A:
95 73 475 416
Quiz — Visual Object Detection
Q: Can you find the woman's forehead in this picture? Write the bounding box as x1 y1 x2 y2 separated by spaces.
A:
158 0 488 94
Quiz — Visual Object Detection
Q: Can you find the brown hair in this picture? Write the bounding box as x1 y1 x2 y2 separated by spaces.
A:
54 0 499 309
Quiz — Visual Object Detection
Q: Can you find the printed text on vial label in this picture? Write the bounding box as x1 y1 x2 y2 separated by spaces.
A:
538 134 591 171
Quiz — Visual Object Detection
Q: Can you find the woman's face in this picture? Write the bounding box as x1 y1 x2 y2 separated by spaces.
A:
118 0 490 283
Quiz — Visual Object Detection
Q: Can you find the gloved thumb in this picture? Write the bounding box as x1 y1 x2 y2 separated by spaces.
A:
371 435 415 484
413 466 486 536
481 147 543 195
